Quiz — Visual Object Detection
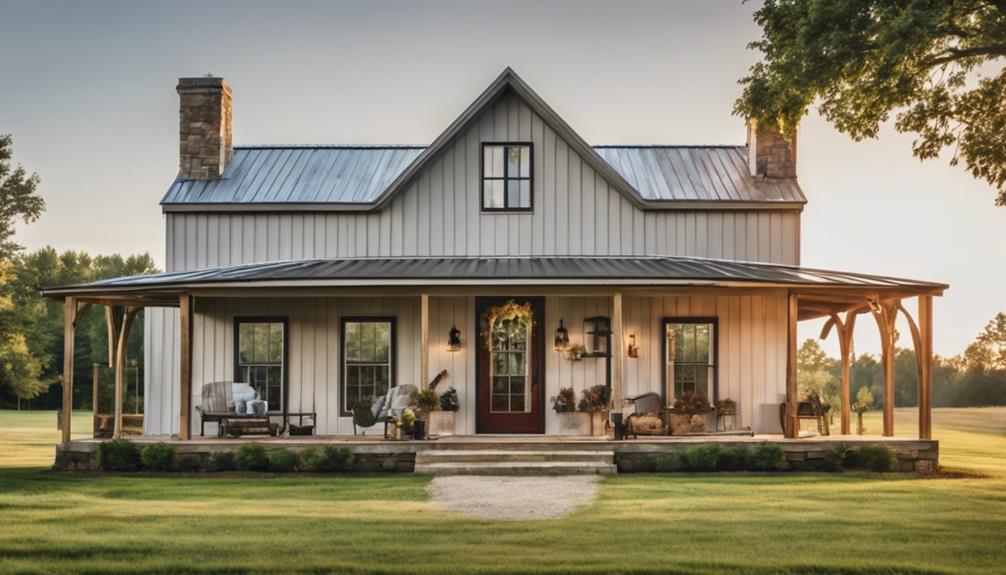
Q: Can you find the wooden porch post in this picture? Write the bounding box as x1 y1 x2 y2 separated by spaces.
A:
611 292 624 411
420 293 430 389
179 294 193 440
872 300 898 437
61 297 77 444
785 291 799 438
113 307 140 439
918 295 933 439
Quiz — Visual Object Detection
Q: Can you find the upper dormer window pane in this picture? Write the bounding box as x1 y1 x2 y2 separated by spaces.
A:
483 143 532 212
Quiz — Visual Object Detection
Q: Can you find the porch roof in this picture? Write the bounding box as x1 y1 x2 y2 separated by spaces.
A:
43 256 946 311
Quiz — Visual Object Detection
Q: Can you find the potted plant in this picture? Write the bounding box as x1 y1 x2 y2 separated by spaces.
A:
411 389 438 440
853 387 874 435
577 384 611 435
669 392 712 434
429 388 459 436
567 343 588 361
714 398 737 431
551 387 589 435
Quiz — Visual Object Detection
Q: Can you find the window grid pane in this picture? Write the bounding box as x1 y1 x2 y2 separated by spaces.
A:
236 321 284 413
667 322 715 401
483 144 531 211
344 320 394 413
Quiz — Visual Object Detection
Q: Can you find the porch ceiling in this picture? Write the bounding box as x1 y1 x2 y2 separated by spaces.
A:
42 256 946 307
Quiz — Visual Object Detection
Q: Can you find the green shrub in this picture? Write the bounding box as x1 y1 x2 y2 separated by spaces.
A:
822 443 852 472
718 446 752 471
300 447 324 472
299 446 354 472
653 453 680 473
234 443 269 472
679 445 723 471
858 445 897 472
140 443 178 472
177 455 202 473
96 439 141 472
205 451 235 472
267 448 300 473
751 444 788 471
325 446 354 472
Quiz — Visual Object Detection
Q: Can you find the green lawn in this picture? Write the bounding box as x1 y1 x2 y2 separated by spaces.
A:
1 409 1004 574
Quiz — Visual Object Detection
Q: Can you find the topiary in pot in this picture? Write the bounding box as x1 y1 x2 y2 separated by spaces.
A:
140 443 179 472
96 438 142 472
439 388 460 412
267 448 301 473
234 443 269 472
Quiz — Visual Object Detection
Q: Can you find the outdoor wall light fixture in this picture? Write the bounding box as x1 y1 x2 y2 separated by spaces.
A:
447 325 462 352
627 333 639 358
554 319 570 351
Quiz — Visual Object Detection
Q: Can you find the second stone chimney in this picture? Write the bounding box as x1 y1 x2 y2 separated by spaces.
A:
746 119 797 178
176 76 232 180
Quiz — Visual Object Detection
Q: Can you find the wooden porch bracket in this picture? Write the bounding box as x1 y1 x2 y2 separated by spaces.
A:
611 292 625 412
179 294 193 440
113 306 141 439
821 310 857 435
785 291 799 438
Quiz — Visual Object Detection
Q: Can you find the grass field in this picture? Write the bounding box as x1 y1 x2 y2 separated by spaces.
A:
1 408 1004 574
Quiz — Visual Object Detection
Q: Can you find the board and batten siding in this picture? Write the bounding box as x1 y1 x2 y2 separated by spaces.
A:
145 92 800 435
149 292 787 436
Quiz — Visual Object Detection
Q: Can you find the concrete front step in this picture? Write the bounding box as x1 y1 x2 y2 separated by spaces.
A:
415 449 615 464
414 460 617 476
414 449 616 475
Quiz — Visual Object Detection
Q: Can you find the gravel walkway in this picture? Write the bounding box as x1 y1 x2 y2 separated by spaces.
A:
426 475 600 520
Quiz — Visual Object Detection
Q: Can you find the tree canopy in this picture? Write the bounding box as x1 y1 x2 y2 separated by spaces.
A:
736 0 1006 204
0 135 44 260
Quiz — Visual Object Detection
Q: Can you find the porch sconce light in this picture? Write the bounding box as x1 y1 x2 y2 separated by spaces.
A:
447 325 462 352
554 319 570 351
627 334 639 359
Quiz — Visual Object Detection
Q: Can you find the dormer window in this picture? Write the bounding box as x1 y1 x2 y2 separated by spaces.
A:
482 143 532 211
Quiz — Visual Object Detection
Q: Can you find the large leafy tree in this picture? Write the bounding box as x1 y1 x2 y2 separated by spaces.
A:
736 0 1006 204
0 135 44 259
962 312 1006 370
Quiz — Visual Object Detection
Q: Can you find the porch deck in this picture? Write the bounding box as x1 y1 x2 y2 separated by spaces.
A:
55 433 939 473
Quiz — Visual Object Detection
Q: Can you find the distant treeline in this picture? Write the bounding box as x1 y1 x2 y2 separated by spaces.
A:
0 247 156 410
798 313 1006 410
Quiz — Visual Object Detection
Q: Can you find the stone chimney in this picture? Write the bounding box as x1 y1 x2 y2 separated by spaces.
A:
176 76 232 180
746 119 797 178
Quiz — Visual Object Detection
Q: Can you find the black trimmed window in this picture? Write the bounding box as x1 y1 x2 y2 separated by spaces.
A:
341 318 395 415
235 318 286 413
663 318 717 402
482 143 532 211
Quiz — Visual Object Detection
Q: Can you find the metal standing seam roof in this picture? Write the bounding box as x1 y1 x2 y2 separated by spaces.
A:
161 145 805 209
43 256 947 296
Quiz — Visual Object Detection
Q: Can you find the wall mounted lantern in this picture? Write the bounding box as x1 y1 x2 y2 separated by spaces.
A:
627 333 639 359
447 325 462 352
554 319 570 351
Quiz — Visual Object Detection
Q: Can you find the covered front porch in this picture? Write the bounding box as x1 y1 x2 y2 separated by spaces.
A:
43 256 947 448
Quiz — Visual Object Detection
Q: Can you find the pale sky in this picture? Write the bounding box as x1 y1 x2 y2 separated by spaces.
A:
2 0 1003 357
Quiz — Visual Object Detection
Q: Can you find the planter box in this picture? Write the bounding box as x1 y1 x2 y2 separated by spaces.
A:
428 411 456 436
554 411 608 436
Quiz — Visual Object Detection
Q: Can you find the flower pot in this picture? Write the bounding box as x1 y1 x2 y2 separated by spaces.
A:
554 412 590 435
428 411 456 436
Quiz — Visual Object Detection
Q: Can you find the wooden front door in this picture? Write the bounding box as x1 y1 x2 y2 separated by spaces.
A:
476 297 545 434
